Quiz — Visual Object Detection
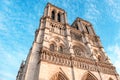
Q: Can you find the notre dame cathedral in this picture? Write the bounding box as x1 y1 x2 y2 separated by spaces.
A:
16 3 119 80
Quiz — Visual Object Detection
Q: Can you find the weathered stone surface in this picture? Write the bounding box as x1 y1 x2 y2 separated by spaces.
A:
16 3 119 80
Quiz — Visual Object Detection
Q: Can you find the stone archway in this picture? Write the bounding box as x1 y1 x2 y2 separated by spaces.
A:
82 72 98 80
50 72 69 80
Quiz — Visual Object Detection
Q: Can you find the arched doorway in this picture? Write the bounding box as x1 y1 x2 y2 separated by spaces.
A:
82 72 98 80
50 72 69 80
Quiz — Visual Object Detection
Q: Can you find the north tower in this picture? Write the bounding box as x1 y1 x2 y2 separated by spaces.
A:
17 3 119 80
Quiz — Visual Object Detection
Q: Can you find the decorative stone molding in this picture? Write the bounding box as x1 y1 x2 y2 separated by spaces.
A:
49 20 65 36
40 48 116 75
50 72 69 80
70 30 82 42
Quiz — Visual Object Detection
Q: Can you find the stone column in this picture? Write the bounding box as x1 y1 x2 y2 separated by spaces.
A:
79 21 85 32
24 19 45 80
61 13 64 23
64 12 67 24
47 4 51 17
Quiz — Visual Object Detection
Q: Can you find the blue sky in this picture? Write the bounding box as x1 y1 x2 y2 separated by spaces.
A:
0 0 120 80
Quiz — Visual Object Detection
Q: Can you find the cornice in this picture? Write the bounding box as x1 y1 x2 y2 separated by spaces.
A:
40 48 116 75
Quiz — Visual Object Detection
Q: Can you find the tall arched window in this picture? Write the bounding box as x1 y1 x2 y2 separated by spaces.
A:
57 13 61 22
51 10 55 20
75 24 79 30
85 25 89 34
50 44 55 51
58 46 63 53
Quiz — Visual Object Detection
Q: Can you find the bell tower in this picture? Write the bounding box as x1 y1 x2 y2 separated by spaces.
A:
17 3 119 80
71 18 111 62
44 3 67 24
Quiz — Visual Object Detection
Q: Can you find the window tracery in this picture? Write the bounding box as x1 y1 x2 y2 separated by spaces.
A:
73 46 84 56
85 74 97 80
82 72 98 80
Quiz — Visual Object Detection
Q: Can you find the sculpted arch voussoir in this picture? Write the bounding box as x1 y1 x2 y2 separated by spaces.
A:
81 71 98 80
50 69 69 80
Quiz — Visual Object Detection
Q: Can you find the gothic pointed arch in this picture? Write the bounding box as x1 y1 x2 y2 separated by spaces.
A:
49 36 69 53
49 41 57 51
82 71 98 80
50 72 69 80
57 12 61 22
51 10 56 20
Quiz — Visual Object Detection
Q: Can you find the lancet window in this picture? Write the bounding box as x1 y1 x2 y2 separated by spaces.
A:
51 10 55 20
58 46 63 53
50 44 55 51
57 13 61 22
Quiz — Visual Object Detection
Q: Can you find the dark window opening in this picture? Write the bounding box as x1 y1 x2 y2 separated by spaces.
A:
57 13 61 22
50 44 54 51
58 46 63 53
51 10 55 20
85 26 89 34
76 24 79 30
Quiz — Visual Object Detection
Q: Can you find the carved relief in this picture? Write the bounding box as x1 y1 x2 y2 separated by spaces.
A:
40 48 116 75
89 35 99 46
49 36 69 54
82 72 98 80
73 46 84 57
50 72 69 80
50 21 65 36
70 31 82 42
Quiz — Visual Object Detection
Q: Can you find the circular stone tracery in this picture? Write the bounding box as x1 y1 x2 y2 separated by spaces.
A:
73 46 84 57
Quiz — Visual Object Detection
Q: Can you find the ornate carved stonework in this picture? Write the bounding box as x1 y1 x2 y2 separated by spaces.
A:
17 3 119 80
70 31 82 42
73 46 85 57
50 72 69 80
40 48 116 75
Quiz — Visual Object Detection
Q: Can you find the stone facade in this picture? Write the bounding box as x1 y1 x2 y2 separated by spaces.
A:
16 3 120 80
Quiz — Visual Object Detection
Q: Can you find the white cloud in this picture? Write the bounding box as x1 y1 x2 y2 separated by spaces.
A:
107 44 120 74
0 40 27 80
0 71 15 80
84 0 100 25
106 0 120 22
107 27 120 74
115 29 120 42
